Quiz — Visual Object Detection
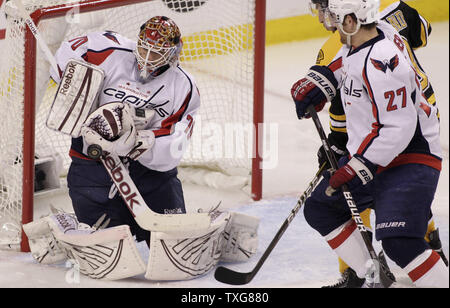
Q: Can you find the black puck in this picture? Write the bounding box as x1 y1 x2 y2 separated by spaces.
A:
87 144 103 159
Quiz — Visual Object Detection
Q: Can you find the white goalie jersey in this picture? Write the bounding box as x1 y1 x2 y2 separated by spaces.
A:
50 31 200 172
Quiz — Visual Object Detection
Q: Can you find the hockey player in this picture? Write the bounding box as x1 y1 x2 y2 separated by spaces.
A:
291 0 448 288
50 16 196 244
22 15 260 281
307 0 448 287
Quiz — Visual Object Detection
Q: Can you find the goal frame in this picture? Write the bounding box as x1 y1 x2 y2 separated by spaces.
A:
19 0 266 252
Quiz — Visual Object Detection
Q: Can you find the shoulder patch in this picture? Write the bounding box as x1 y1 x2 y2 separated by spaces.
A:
103 31 120 45
316 49 325 65
384 9 407 32
370 55 399 73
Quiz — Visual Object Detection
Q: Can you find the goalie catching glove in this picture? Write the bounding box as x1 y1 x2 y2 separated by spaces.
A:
81 102 155 159
291 65 338 119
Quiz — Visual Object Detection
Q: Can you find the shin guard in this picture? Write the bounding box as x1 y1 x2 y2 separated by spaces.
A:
325 219 371 279
404 249 449 288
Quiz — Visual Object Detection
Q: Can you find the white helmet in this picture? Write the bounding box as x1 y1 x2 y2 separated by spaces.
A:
328 0 380 26
326 0 379 46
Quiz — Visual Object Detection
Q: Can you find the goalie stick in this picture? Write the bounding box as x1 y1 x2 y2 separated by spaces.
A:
101 152 211 232
14 0 212 233
306 105 394 288
214 163 326 285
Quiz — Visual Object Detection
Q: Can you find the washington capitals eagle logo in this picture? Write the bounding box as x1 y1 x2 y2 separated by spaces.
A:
370 55 399 73
103 31 120 45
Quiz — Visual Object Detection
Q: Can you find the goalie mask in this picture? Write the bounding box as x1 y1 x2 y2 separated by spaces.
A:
134 16 183 80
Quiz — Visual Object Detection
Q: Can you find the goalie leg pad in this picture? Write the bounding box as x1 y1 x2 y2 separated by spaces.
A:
221 212 260 262
145 211 231 281
22 216 67 264
57 226 146 281
46 212 146 280
25 211 146 280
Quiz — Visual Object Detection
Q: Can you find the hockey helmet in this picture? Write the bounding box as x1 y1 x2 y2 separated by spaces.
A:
309 0 336 32
327 0 380 27
134 16 182 79
309 0 327 16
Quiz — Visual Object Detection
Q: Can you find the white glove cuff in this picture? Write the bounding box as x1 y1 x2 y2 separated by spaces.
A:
348 156 374 185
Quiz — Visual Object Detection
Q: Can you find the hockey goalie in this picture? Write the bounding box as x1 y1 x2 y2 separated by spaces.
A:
23 16 260 281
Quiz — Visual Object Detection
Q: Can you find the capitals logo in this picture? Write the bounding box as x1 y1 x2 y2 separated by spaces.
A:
103 31 120 45
370 55 399 73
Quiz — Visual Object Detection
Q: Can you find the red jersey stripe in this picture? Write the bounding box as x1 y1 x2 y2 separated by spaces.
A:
377 153 442 173
153 90 191 138
82 49 115 66
328 57 343 72
69 148 95 161
327 220 357 250
358 64 382 155
408 250 441 282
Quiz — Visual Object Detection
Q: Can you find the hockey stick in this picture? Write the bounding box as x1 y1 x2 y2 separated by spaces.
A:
306 105 394 288
214 163 326 285
100 152 211 232
13 0 59 73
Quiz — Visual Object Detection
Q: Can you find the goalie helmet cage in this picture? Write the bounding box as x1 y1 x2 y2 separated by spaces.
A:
0 0 265 252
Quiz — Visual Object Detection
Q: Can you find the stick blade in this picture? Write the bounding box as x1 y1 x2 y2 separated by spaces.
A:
135 212 211 232
214 266 253 285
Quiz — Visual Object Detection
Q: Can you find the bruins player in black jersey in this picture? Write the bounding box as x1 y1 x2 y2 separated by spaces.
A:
308 0 448 288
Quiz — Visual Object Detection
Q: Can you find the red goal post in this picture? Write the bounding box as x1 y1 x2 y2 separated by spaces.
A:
0 0 265 252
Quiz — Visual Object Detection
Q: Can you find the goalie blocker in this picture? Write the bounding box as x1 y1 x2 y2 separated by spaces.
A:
46 59 105 137
23 210 259 281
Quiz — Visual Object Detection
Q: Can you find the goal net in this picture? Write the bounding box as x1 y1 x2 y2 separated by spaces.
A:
0 0 265 250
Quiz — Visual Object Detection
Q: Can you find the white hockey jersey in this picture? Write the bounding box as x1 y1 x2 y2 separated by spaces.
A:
328 28 441 170
51 31 200 172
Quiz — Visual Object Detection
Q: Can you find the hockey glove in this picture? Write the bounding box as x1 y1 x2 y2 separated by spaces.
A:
82 102 137 157
318 131 348 170
126 130 156 160
328 154 377 191
291 65 338 119
318 144 348 171
125 106 156 160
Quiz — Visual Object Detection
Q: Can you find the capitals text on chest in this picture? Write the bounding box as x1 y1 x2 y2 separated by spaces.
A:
103 84 170 116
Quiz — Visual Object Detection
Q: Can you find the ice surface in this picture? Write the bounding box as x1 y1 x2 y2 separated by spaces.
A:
0 22 448 289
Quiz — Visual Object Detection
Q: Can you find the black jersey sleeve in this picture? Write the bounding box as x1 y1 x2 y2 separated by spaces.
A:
382 1 432 49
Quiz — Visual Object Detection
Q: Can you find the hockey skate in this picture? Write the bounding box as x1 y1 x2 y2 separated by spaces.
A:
322 251 396 288
322 268 365 288
378 250 396 283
